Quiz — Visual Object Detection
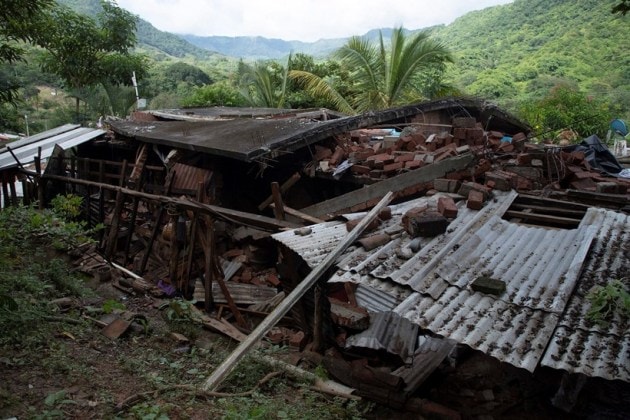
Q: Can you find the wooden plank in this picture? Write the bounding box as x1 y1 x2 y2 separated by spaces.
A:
258 172 301 211
37 171 299 231
271 182 285 221
509 203 586 218
105 190 126 260
504 210 581 226
201 191 394 392
301 154 473 219
270 204 324 225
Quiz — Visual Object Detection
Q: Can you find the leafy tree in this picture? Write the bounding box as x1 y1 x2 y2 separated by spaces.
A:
164 62 213 86
182 80 246 107
290 27 453 114
518 84 612 140
612 0 630 14
36 1 147 119
0 0 54 104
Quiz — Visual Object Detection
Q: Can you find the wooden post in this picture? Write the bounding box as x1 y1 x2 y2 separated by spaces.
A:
119 159 128 188
271 182 285 221
1 172 10 208
105 190 125 261
184 182 204 298
123 171 143 265
201 191 393 391
203 219 214 313
35 149 44 210
8 173 17 207
312 282 323 353
140 171 175 274
21 180 29 206
258 172 301 211
168 208 180 287
70 155 76 194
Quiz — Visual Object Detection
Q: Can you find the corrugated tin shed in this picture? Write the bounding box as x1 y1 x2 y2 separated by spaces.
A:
272 192 629 382
0 124 106 171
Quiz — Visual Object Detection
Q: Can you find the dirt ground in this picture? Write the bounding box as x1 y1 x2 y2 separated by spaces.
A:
2 275 630 419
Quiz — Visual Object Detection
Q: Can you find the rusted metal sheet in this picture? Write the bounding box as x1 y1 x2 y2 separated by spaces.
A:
169 162 213 196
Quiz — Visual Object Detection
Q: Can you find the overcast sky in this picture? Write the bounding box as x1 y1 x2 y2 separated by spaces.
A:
116 0 514 42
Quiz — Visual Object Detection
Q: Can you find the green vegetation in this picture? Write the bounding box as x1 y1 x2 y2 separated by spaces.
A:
290 27 453 114
2 0 628 142
0 199 370 418
586 279 630 326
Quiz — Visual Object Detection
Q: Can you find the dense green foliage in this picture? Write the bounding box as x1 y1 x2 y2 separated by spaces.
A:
3 0 628 141
0 0 55 104
434 0 629 113
290 27 453 114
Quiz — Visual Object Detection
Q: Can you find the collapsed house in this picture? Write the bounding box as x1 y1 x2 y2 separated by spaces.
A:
0 98 628 414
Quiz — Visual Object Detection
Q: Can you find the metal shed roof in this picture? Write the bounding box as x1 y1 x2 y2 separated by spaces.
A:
272 192 629 381
0 124 105 171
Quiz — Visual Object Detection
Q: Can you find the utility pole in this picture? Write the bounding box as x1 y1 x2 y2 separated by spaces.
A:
24 115 29 137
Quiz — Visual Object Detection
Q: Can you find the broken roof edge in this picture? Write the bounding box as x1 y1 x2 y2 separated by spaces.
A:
144 106 347 122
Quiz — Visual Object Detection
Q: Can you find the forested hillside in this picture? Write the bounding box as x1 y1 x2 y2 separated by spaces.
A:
433 0 628 109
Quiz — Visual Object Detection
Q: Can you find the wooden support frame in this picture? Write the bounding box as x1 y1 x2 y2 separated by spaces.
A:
201 191 394 391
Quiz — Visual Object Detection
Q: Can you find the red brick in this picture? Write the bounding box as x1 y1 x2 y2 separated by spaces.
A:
452 116 477 128
288 331 306 350
314 145 333 160
466 127 485 144
329 146 346 166
346 217 381 232
485 171 513 191
434 178 461 193
570 178 598 191
378 207 392 220
405 160 424 169
458 181 491 199
394 152 415 163
453 127 467 140
498 142 515 152
467 190 484 210
351 165 370 175
437 196 458 218
516 153 533 166
383 162 403 174
402 209 448 237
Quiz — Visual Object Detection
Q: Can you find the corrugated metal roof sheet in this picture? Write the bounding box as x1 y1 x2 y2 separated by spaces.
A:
273 192 629 381
345 311 419 363
0 125 105 170
541 208 630 381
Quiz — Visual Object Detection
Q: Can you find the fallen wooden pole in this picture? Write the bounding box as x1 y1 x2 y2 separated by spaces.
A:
201 191 394 391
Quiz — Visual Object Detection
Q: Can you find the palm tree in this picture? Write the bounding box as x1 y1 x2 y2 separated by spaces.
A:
290 27 454 114
237 55 291 108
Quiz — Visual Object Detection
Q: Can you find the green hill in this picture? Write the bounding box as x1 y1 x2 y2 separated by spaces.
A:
432 0 629 108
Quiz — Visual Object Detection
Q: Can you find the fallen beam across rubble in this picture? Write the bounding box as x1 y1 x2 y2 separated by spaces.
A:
201 192 394 391
301 153 474 219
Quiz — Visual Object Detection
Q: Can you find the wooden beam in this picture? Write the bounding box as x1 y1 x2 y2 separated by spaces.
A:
258 172 301 211
105 190 126 260
269 204 324 225
301 154 473 219
271 182 285 221
509 203 586 218
504 210 581 226
35 172 298 231
201 191 394 392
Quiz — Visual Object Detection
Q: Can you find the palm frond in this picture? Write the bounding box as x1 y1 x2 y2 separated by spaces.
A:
289 70 355 114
